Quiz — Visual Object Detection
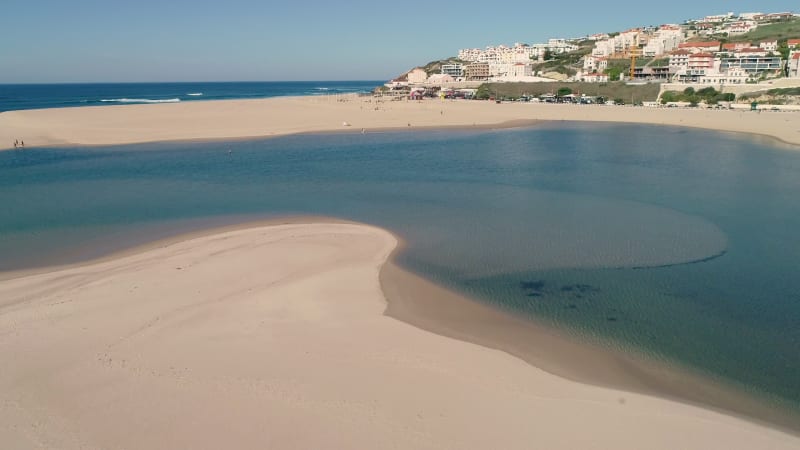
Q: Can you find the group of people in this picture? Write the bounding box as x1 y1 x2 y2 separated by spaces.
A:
13 139 25 149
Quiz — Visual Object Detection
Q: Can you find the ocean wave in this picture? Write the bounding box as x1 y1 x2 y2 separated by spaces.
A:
99 98 181 104
314 87 330 91
186 93 203 96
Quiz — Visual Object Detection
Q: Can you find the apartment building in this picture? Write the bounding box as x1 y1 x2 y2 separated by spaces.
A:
464 63 490 81
441 64 464 78
669 50 691 72
719 55 782 75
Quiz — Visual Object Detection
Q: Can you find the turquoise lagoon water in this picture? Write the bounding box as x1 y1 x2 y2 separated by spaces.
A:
1 123 799 410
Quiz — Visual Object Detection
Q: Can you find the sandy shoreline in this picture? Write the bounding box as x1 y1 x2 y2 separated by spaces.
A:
1 95 799 150
1 221 799 449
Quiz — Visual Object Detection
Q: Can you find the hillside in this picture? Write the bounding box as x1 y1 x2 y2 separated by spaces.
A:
691 18 800 43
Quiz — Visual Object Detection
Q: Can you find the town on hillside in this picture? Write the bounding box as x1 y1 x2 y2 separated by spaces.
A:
384 11 800 108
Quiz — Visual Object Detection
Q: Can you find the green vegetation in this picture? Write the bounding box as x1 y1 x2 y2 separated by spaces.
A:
475 81 660 102
557 87 573 96
689 18 800 45
603 59 630 81
532 44 591 77
726 18 800 43
650 58 669 67
766 87 800 96
660 87 735 105
420 58 465 77
475 84 492 100
739 87 800 104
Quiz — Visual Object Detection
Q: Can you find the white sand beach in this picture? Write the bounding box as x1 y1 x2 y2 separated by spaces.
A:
1 222 798 449
0 95 798 150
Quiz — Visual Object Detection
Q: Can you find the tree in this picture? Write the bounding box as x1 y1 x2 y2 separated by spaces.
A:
475 84 491 100
683 87 696 96
606 67 623 81
557 87 573 97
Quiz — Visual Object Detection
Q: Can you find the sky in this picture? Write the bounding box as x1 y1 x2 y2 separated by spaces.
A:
1 0 797 83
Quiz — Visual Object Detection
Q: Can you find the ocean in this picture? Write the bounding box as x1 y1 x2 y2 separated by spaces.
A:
1 122 800 416
0 81 382 112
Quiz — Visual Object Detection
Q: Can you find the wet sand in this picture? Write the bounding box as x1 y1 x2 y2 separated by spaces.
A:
1 220 799 449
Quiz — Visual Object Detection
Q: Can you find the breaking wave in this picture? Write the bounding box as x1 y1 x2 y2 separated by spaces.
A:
186 93 203 96
99 98 181 104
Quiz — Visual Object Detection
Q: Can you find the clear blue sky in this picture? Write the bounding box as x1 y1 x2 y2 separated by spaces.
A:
1 1 796 83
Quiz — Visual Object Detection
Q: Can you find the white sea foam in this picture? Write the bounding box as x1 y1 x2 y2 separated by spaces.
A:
186 93 203 96
99 98 181 104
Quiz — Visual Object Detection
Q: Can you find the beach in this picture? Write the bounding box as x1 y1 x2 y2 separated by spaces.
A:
1 221 799 449
1 94 799 150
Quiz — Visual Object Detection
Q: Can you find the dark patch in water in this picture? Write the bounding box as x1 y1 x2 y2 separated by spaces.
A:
560 283 601 296
527 292 543 298
520 280 545 291
607 317 618 322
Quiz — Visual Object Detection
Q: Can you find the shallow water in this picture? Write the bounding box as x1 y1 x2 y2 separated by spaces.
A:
1 122 799 409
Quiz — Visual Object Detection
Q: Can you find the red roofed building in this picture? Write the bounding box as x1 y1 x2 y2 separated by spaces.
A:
788 39 800 49
669 49 691 72
688 53 715 71
734 47 768 57
678 41 721 53
722 43 751 52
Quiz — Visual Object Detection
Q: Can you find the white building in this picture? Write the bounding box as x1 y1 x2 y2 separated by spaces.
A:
789 52 800 78
759 40 778 52
726 21 758 35
441 64 464 79
407 68 428 84
739 12 763 20
583 55 608 72
427 74 455 84
579 72 610 82
669 50 691 72
642 25 683 57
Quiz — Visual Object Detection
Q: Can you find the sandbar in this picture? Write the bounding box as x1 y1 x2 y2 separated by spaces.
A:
1 95 799 150
1 222 798 449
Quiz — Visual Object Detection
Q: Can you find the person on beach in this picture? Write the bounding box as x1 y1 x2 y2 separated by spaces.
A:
13 140 17 148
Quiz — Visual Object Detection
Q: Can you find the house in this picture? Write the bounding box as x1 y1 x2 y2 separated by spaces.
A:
759 40 778 52
726 21 757 35
407 68 428 84
509 63 533 78
788 39 800 49
583 55 608 72
734 47 768 58
722 42 751 52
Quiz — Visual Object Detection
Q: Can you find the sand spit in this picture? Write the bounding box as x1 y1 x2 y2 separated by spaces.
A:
1 222 798 449
0 95 798 150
